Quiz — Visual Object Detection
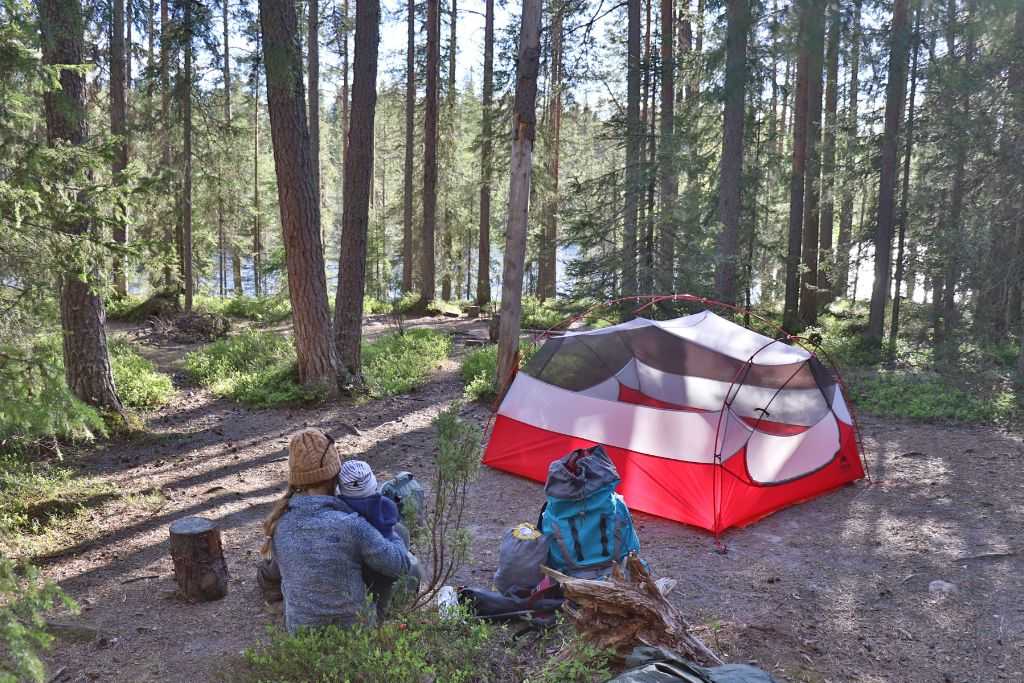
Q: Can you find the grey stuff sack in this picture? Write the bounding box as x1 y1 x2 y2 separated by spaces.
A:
493 523 550 597
380 472 426 525
607 646 779 683
545 445 620 501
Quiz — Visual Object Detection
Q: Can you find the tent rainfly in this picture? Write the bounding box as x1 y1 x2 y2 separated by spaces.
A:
482 310 865 534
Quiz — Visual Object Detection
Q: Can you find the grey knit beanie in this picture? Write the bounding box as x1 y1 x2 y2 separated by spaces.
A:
338 460 378 498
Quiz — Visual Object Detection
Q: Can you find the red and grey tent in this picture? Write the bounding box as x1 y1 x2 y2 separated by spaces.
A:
482 304 866 534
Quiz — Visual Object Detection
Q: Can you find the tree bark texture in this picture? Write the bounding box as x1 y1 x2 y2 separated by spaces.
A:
403 0 416 293
40 0 124 414
834 0 861 300
714 0 750 305
1012 6 1024 374
656 0 677 295
538 2 563 301
622 0 641 297
253 41 263 297
496 0 542 391
111 0 128 297
783 0 818 331
309 0 321 215
182 0 194 312
169 517 229 602
889 7 921 356
818 3 839 304
334 0 380 386
259 0 340 391
421 0 440 305
160 0 175 289
867 0 911 343
476 0 495 305
798 2 826 327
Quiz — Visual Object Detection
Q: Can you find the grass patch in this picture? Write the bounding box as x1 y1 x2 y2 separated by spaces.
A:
194 295 293 323
363 329 452 397
461 341 538 403
0 453 117 559
236 610 494 683
848 372 1018 424
184 331 325 407
185 328 451 406
109 339 174 409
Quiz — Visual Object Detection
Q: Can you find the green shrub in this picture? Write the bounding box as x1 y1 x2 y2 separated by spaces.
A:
461 341 538 403
108 340 174 408
239 610 494 683
520 296 564 330
363 329 452 397
194 295 293 323
104 294 145 321
848 372 1018 424
184 331 325 407
0 556 78 683
0 338 106 446
529 634 614 683
363 296 392 315
396 292 423 314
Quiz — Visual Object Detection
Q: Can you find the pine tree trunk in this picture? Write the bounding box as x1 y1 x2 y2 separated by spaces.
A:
1013 5 1024 374
40 0 124 414
714 0 749 305
160 0 175 290
309 0 321 220
420 0 440 306
867 0 911 344
798 2 825 327
496 0 542 390
334 0 379 387
253 42 263 297
258 0 339 393
182 0 194 312
783 0 817 331
111 0 128 297
232 246 243 295
538 2 563 302
403 0 416 293
622 0 641 297
656 0 676 295
818 3 839 305
440 0 458 302
477 0 495 305
834 0 861 301
888 7 921 356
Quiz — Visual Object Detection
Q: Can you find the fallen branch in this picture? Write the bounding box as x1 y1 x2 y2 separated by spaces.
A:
120 574 161 585
542 553 723 665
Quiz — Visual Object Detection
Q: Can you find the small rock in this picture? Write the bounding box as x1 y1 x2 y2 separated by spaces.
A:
928 580 958 596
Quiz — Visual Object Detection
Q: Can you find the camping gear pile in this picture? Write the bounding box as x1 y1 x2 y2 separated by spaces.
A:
483 310 865 534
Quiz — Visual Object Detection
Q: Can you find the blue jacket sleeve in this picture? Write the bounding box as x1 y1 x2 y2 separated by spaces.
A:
355 518 411 579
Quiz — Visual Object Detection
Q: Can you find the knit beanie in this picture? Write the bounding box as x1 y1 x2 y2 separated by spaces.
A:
338 460 378 498
288 428 341 487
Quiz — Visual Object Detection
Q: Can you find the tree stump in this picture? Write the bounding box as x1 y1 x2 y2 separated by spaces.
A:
169 516 229 601
488 314 500 343
465 305 480 319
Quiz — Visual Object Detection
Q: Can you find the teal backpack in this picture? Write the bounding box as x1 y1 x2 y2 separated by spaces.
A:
539 446 641 576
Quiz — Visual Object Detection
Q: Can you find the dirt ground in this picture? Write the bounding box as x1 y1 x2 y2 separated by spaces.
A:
38 317 1024 683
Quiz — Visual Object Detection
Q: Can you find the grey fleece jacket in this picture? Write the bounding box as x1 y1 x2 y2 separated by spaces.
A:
271 494 410 633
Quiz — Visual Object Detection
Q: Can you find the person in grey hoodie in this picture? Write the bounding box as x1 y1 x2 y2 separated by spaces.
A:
260 429 410 633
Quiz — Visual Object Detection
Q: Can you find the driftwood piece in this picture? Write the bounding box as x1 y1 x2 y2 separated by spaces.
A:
543 554 722 665
169 516 229 601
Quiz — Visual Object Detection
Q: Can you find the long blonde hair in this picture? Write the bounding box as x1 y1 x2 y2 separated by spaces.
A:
261 486 297 558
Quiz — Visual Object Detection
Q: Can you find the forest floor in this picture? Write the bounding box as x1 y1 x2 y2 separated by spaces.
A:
37 316 1024 683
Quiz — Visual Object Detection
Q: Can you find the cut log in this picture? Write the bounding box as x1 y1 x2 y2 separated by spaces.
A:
169 516 229 601
542 553 722 665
